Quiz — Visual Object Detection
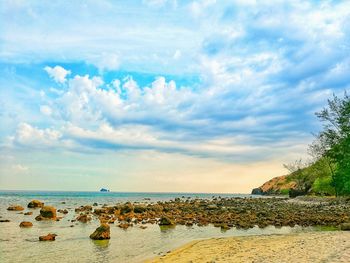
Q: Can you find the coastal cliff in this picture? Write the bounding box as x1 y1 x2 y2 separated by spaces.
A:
252 175 297 195
252 157 336 196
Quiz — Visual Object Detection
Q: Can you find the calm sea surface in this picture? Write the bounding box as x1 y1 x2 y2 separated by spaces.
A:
0 191 319 263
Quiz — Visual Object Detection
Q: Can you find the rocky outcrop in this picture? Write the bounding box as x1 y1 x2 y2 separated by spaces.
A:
19 221 33 227
39 233 57 241
27 200 44 208
251 175 297 195
7 205 24 211
159 216 175 226
35 206 57 221
89 223 110 240
120 203 133 214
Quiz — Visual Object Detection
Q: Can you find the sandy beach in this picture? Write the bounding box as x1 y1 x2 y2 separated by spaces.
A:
147 231 350 263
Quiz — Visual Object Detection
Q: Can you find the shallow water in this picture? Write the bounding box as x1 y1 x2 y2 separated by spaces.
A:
0 191 323 263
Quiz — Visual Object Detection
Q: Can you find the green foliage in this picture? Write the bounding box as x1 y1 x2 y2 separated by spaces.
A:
312 176 335 196
280 189 290 195
315 92 350 196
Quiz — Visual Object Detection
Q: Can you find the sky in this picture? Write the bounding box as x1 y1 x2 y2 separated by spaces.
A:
1 0 350 193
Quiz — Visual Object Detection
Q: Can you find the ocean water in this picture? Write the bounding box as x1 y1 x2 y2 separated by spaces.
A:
0 191 315 263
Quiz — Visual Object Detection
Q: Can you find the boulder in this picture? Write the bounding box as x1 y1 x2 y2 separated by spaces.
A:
159 216 175 226
89 223 110 240
39 233 57 241
0 219 10 223
340 223 350 231
19 221 33 228
76 214 92 223
7 205 24 211
35 206 57 221
24 212 33 215
27 200 44 208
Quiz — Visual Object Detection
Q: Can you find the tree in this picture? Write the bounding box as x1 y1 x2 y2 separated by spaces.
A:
313 92 350 196
283 159 313 192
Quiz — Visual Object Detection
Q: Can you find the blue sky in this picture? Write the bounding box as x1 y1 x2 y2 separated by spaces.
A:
1 0 350 192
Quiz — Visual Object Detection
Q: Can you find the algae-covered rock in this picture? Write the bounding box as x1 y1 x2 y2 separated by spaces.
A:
159 216 175 226
27 200 44 208
89 223 110 240
35 206 57 221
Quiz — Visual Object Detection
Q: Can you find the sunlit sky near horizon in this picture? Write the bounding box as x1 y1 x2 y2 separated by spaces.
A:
1 0 350 193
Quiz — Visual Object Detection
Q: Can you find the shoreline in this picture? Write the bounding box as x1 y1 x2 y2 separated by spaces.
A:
145 231 350 263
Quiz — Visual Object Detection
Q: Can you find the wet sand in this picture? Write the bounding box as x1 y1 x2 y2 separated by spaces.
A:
146 231 350 263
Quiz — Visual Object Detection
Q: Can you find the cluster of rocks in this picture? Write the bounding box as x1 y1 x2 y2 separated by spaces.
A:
4 197 350 241
72 198 350 230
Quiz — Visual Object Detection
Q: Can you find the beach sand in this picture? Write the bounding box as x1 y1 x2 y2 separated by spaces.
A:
146 231 350 263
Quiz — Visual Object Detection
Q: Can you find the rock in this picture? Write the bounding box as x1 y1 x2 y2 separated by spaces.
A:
27 200 44 208
134 205 146 213
220 224 231 230
93 202 98 206
75 205 92 213
39 233 57 241
251 188 263 195
159 216 175 226
24 212 33 215
118 223 131 229
89 223 110 240
340 223 350 231
7 205 24 211
93 208 107 215
19 221 33 227
35 206 57 221
120 203 133 214
185 221 194 226
76 214 92 223
58 209 68 214
0 219 10 222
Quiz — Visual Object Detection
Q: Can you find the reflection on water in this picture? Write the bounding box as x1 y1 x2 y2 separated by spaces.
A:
92 239 110 249
159 225 176 233
0 191 333 263
92 240 111 262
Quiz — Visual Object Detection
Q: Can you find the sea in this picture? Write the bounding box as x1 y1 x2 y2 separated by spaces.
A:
0 191 319 263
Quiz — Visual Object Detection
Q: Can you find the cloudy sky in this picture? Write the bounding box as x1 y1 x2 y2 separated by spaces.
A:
1 0 350 193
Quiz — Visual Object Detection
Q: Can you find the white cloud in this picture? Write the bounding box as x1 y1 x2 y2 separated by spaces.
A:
40 105 52 116
44 65 71 83
89 53 120 72
13 122 62 148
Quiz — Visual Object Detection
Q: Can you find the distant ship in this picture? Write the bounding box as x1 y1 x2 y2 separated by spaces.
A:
100 188 110 192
